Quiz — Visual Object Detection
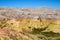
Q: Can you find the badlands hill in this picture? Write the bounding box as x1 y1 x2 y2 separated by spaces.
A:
0 7 60 40
0 6 60 18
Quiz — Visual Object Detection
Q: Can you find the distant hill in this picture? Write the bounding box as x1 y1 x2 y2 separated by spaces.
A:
0 6 60 18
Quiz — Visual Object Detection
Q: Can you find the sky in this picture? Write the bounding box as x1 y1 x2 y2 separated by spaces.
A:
0 0 60 9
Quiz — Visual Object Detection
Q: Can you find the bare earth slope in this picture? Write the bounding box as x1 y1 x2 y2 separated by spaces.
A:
0 7 60 40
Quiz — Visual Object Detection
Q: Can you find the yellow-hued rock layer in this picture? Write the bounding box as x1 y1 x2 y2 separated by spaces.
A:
0 18 60 33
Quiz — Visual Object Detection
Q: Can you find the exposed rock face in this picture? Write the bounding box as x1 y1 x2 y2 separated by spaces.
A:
0 28 48 40
0 28 32 40
0 6 60 19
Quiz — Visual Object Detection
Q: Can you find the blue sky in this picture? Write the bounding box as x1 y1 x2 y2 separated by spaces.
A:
0 0 60 9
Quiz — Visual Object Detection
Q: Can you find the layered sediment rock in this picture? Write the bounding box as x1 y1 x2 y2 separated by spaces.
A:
0 7 60 40
0 6 60 18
